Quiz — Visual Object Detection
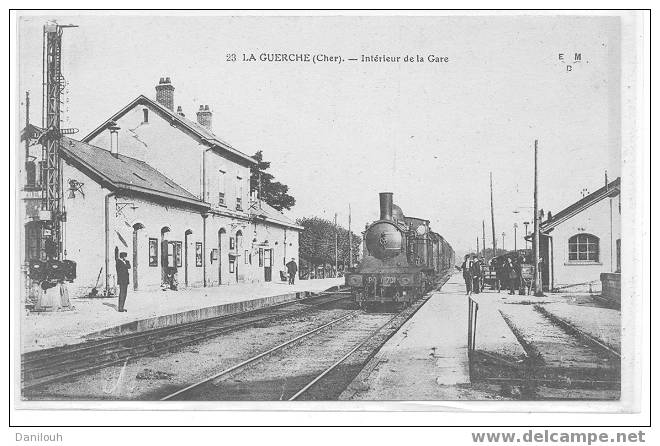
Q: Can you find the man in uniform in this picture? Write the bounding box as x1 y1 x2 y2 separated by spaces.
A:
115 251 131 312
461 254 472 295
286 258 298 285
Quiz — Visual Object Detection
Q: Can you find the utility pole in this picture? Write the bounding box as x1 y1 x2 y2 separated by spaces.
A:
482 220 486 257
514 223 518 252
533 139 543 296
334 212 338 277
502 232 506 252
476 236 479 256
490 172 497 255
25 91 30 170
348 203 353 269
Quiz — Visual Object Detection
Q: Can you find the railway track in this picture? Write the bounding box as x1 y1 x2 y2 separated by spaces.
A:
490 303 621 392
21 292 350 392
161 289 436 401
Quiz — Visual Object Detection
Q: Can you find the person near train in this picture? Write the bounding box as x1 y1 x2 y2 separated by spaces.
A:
115 249 130 312
461 254 472 295
286 258 298 285
505 257 520 295
470 254 482 294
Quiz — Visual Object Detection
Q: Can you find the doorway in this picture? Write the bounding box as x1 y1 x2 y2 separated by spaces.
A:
264 248 272 282
218 228 226 285
184 229 192 287
132 223 145 291
235 231 243 282
160 226 171 284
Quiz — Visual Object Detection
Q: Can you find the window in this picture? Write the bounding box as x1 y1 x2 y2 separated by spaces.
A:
568 233 599 262
259 248 264 267
167 241 183 267
143 108 149 123
218 170 226 206
175 241 183 267
236 176 243 210
244 250 249 264
264 249 272 268
616 239 621 272
149 238 158 266
196 242 203 267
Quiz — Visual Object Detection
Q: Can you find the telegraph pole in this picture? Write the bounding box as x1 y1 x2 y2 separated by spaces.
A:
490 172 497 255
514 223 518 252
482 220 486 257
25 91 30 169
533 139 543 296
334 212 338 276
348 203 353 269
476 236 479 256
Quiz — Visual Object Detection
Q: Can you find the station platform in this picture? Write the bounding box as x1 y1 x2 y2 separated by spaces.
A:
21 278 343 353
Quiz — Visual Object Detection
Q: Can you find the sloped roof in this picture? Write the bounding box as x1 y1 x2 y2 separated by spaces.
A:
539 177 620 233
59 135 210 210
248 199 302 230
81 95 257 166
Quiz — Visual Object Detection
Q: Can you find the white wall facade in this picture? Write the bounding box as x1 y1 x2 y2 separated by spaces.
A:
59 160 206 296
86 103 251 211
205 213 300 286
548 194 621 288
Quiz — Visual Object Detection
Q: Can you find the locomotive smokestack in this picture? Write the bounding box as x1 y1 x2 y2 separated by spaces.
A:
379 192 393 221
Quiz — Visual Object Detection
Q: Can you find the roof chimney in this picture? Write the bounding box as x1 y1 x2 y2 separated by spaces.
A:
109 121 120 158
155 77 175 111
196 104 213 130
176 105 185 117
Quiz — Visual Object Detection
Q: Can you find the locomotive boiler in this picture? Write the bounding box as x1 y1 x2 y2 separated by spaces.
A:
345 192 455 308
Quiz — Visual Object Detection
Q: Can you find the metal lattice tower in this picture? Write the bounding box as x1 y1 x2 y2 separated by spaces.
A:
41 23 76 260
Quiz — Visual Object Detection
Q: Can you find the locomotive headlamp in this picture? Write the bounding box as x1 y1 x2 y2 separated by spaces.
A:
348 275 363 286
416 225 427 235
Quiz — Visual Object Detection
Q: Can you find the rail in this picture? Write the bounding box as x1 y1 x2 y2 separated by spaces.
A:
160 311 360 401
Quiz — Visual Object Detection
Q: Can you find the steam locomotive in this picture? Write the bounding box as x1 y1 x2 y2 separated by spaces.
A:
345 192 455 308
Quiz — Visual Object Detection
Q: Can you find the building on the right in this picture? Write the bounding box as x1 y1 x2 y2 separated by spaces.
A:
529 177 621 292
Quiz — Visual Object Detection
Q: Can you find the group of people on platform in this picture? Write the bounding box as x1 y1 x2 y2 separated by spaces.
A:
461 253 530 296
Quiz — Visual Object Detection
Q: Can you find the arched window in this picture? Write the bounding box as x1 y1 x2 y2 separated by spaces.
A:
568 233 599 262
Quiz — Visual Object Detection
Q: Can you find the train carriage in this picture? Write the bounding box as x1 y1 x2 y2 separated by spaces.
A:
345 192 454 308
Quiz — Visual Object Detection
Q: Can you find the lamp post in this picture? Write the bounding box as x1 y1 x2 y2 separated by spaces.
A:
501 232 506 252
513 223 518 252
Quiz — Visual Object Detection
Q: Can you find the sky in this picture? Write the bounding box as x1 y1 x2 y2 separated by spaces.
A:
17 13 622 257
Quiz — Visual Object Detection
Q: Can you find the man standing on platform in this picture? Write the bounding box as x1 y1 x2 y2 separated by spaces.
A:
286 258 298 285
115 250 131 312
461 254 472 295
470 254 482 294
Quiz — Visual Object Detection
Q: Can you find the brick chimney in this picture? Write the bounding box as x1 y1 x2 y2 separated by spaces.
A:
196 105 212 130
155 77 175 111
109 121 120 158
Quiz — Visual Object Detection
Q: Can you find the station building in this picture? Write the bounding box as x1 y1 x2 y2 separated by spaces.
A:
536 177 621 291
21 77 301 298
